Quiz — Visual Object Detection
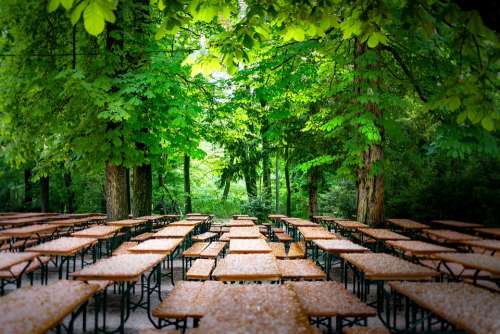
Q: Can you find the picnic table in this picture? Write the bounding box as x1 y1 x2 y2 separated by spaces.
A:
422 229 480 245
227 226 262 239
199 241 226 260
193 285 315 334
432 219 482 229
0 224 60 249
358 228 409 252
229 238 272 254
0 216 53 228
340 253 439 313
224 219 255 227
388 282 500 334
432 252 500 284
312 239 370 280
26 237 97 279
72 225 122 257
277 259 326 280
128 238 182 285
153 225 195 239
0 252 42 288
461 239 500 255
152 281 222 328
474 227 500 239
287 281 376 333
212 253 281 282
72 253 166 333
333 220 368 238
385 218 429 234
0 280 99 334
182 242 210 279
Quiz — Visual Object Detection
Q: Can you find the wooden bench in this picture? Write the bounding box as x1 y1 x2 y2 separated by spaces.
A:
288 242 306 259
192 232 217 242
131 232 154 242
182 242 210 279
112 241 138 256
186 259 215 280
268 242 286 259
275 232 293 243
0 256 51 292
200 242 226 260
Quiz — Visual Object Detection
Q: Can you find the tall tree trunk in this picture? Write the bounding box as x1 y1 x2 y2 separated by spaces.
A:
183 154 192 214
131 164 152 217
222 173 232 201
64 172 75 213
354 41 384 226
308 167 319 220
261 120 271 205
24 169 32 207
125 168 131 215
159 173 166 214
40 176 49 213
285 147 291 216
275 156 280 213
244 166 258 200
105 164 129 220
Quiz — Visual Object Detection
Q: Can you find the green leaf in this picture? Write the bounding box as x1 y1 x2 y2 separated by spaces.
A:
48 0 60 12
283 25 305 42
61 0 75 10
71 1 88 25
448 96 461 111
481 116 494 131
83 1 105 36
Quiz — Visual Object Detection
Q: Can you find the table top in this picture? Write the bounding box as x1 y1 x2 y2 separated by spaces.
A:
433 253 500 276
389 282 500 334
225 220 255 227
47 217 99 226
128 238 182 255
72 253 166 281
199 242 226 258
474 227 500 238
298 226 336 240
182 242 210 257
212 254 281 281
461 239 500 251
0 216 50 227
194 285 314 334
26 237 97 256
0 224 58 238
235 216 258 221
229 238 272 254
228 226 262 239
0 280 99 334
432 220 482 229
71 225 121 239
313 239 370 253
185 216 210 221
385 240 456 255
153 281 222 319
153 225 195 238
335 220 368 229
341 253 439 280
170 220 201 226
386 219 429 230
359 228 410 241
287 281 376 317
0 252 40 271
283 218 318 227
107 219 147 227
423 229 480 242
268 214 287 219
277 259 326 280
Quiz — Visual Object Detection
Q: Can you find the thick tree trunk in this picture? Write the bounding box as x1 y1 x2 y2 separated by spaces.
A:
125 168 131 215
131 164 152 217
183 154 192 214
275 156 280 213
244 167 258 200
158 173 166 214
307 167 319 220
105 163 129 220
64 172 75 213
24 169 32 207
40 176 49 213
222 173 231 201
354 41 384 226
285 148 291 216
262 121 272 205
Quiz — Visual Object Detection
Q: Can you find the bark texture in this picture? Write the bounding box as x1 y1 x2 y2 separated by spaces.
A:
40 176 49 213
105 164 129 220
307 167 319 220
24 169 32 207
183 154 192 213
131 163 152 217
285 148 292 216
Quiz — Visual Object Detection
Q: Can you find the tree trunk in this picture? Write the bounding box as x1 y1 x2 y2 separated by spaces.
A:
354 41 384 226
40 176 49 213
125 168 131 215
222 173 232 201
131 163 152 217
244 167 257 200
308 167 319 220
183 154 192 214
105 163 129 220
275 156 280 213
159 173 166 214
64 172 75 213
24 169 32 207
285 148 291 216
262 121 272 205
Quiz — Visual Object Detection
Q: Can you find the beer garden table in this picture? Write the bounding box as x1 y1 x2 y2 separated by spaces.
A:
72 225 122 257
474 227 500 239
432 252 500 285
431 220 483 230
0 224 60 250
228 238 272 254
0 251 42 288
211 253 281 282
460 239 500 255
358 228 409 252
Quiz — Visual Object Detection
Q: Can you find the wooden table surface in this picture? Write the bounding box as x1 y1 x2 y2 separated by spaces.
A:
153 225 195 238
0 252 40 271
341 253 439 281
228 226 262 239
423 229 480 243
386 218 429 230
432 220 482 229
224 220 255 227
335 220 368 230
128 238 182 255
287 281 376 317
212 254 281 281
385 240 456 256
229 238 272 254
199 242 226 258
389 282 500 334
461 239 500 252
359 228 410 241
277 259 326 280
72 253 166 282
26 237 97 256
0 280 99 334
474 227 500 239
194 285 315 334
71 225 122 239
107 219 147 227
0 224 58 238
170 220 202 226
298 226 336 240
313 239 369 253
433 252 500 277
